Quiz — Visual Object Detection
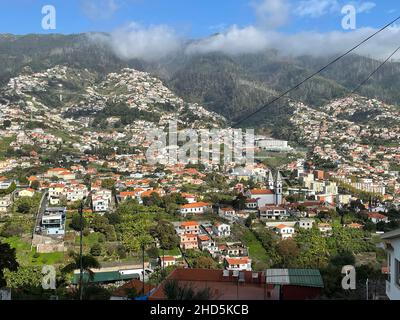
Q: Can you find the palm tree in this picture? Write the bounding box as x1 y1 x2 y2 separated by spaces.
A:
62 253 100 282
0 242 19 288
163 280 212 300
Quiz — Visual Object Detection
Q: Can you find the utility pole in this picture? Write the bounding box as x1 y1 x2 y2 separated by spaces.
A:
79 198 86 301
366 278 369 300
142 244 145 295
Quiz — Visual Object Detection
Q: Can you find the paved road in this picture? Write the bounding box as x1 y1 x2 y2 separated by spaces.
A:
33 191 48 235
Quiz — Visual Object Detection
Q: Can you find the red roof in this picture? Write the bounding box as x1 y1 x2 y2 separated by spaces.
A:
181 221 199 227
198 235 210 241
367 212 387 220
249 189 274 195
181 202 211 209
160 256 176 262
225 257 250 265
112 279 155 297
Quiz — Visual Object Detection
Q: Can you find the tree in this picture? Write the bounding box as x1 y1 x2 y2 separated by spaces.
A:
3 119 11 128
163 280 212 300
245 212 256 228
276 239 300 268
192 256 218 269
104 225 117 241
17 201 31 214
3 266 42 289
150 220 179 250
105 211 122 225
30 180 40 190
0 242 19 287
121 219 153 253
70 213 87 231
90 244 102 257
116 245 127 259
142 192 163 207
295 229 330 268
0 182 16 196
233 194 246 211
101 178 115 190
146 247 160 259
62 253 100 282
91 215 110 234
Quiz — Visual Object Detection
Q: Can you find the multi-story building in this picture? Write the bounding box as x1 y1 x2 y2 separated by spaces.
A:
382 229 400 300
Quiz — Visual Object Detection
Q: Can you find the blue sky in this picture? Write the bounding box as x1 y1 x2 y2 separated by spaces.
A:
0 0 397 36
1 1 398 61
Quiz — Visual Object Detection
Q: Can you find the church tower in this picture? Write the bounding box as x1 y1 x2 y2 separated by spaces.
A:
275 171 283 205
268 171 274 190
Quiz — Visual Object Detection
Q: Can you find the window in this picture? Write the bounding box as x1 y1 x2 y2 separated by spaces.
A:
396 259 400 286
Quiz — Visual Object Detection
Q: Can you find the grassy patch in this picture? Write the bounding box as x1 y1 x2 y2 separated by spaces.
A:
162 247 181 256
3 236 65 266
0 135 16 160
240 229 269 268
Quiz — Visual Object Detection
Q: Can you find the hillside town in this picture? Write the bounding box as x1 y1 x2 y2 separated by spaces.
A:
0 66 399 301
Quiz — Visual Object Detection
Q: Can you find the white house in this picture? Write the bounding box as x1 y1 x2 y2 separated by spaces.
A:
18 188 35 198
0 196 11 213
198 235 218 254
274 224 295 239
65 184 88 202
224 257 252 271
92 196 110 213
212 222 231 237
318 223 333 234
159 256 176 268
48 183 65 205
179 202 211 216
367 212 389 224
298 218 315 230
259 206 288 220
382 229 400 300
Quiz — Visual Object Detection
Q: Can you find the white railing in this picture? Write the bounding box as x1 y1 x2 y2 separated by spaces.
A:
386 280 391 295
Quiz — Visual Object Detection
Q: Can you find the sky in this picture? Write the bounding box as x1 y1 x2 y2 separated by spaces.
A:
0 0 399 60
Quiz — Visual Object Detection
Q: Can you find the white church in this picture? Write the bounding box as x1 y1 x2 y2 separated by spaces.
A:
245 171 283 207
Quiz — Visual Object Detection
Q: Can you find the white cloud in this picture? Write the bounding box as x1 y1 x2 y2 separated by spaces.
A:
355 1 376 13
88 0 396 61
266 26 400 59
252 0 290 29
185 25 400 60
294 0 340 18
91 23 182 61
81 0 119 20
186 25 270 55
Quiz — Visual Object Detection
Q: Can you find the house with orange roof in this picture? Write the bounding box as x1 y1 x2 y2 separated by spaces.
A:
181 192 197 204
17 188 36 198
118 190 143 203
274 224 295 239
159 256 177 268
179 221 200 235
140 189 164 199
180 233 198 250
367 212 389 224
347 222 364 229
179 202 211 216
318 223 333 234
224 257 252 271
46 168 75 180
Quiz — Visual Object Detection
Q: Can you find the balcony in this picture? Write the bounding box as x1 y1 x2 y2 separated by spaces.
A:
386 280 390 295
